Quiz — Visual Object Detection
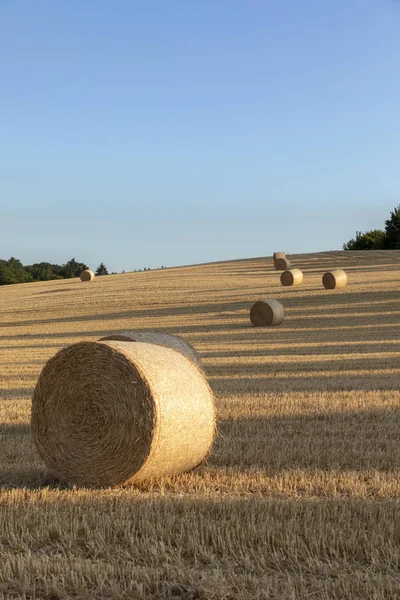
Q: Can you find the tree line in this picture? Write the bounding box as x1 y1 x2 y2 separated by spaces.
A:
0 258 109 286
343 204 400 250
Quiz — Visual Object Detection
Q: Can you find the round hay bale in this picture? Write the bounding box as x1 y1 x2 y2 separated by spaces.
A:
250 299 284 327
273 252 287 261
80 270 95 282
31 341 215 488
322 269 347 290
274 257 291 271
99 331 202 368
280 268 303 287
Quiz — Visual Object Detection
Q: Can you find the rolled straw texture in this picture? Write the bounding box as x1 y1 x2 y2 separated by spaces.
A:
31 341 215 488
250 299 284 327
322 269 347 290
99 331 202 368
273 252 286 261
274 257 291 271
80 270 95 282
281 268 303 287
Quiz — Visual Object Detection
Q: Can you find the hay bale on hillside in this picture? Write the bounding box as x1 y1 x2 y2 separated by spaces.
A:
80 270 95 282
274 257 291 271
273 252 286 262
99 331 202 368
322 270 347 289
31 341 215 488
280 268 303 287
250 299 284 327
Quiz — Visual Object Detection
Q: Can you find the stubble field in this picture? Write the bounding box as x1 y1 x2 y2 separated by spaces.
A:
0 250 400 599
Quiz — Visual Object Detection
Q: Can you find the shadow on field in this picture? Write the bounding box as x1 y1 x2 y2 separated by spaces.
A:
0 423 31 436
300 265 400 275
0 288 399 339
1 406 400 490
280 288 400 308
0 387 34 400
0 300 251 328
207 355 400 376
35 287 77 295
2 287 399 329
0 465 61 490
210 373 400 394
0 320 252 343
202 340 400 358
0 423 62 490
211 407 400 472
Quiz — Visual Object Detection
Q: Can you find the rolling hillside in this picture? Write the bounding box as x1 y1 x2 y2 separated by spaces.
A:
1 250 400 598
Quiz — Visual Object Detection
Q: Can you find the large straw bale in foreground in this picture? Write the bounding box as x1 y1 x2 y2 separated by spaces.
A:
99 331 202 368
250 299 284 326
274 257 291 271
322 269 347 289
281 268 303 287
31 341 215 488
80 269 95 282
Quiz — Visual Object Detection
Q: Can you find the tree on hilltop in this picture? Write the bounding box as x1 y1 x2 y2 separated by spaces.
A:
384 205 400 249
95 262 109 276
0 257 33 285
343 204 400 250
62 258 89 278
343 229 386 251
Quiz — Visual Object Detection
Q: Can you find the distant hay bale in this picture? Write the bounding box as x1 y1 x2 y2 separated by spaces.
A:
99 331 202 368
31 341 215 488
322 269 347 290
250 299 284 327
274 257 291 271
273 252 287 261
280 268 303 287
80 270 95 282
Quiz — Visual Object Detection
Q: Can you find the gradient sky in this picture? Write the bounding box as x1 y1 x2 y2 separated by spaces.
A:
1 1 399 272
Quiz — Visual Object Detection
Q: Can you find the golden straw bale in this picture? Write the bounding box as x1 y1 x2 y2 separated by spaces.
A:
250 299 284 327
31 341 215 488
273 252 286 261
80 270 95 282
99 331 202 368
322 269 347 289
274 257 291 271
280 268 303 287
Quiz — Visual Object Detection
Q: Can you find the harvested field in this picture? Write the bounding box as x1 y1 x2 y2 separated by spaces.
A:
0 249 400 599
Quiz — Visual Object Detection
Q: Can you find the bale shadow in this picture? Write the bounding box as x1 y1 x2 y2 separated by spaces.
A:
0 387 34 400
202 339 400 358
0 300 251 328
210 372 400 394
35 288 77 295
0 424 65 490
211 407 400 472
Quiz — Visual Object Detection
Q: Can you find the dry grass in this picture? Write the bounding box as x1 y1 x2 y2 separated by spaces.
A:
1 249 400 598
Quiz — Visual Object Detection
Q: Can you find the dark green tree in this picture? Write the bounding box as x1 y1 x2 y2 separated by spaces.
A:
62 258 89 278
95 262 109 276
0 260 14 285
0 257 33 285
343 229 386 251
384 205 400 249
24 262 64 281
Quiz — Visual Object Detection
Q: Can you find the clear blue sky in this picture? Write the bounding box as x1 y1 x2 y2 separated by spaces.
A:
1 1 399 272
